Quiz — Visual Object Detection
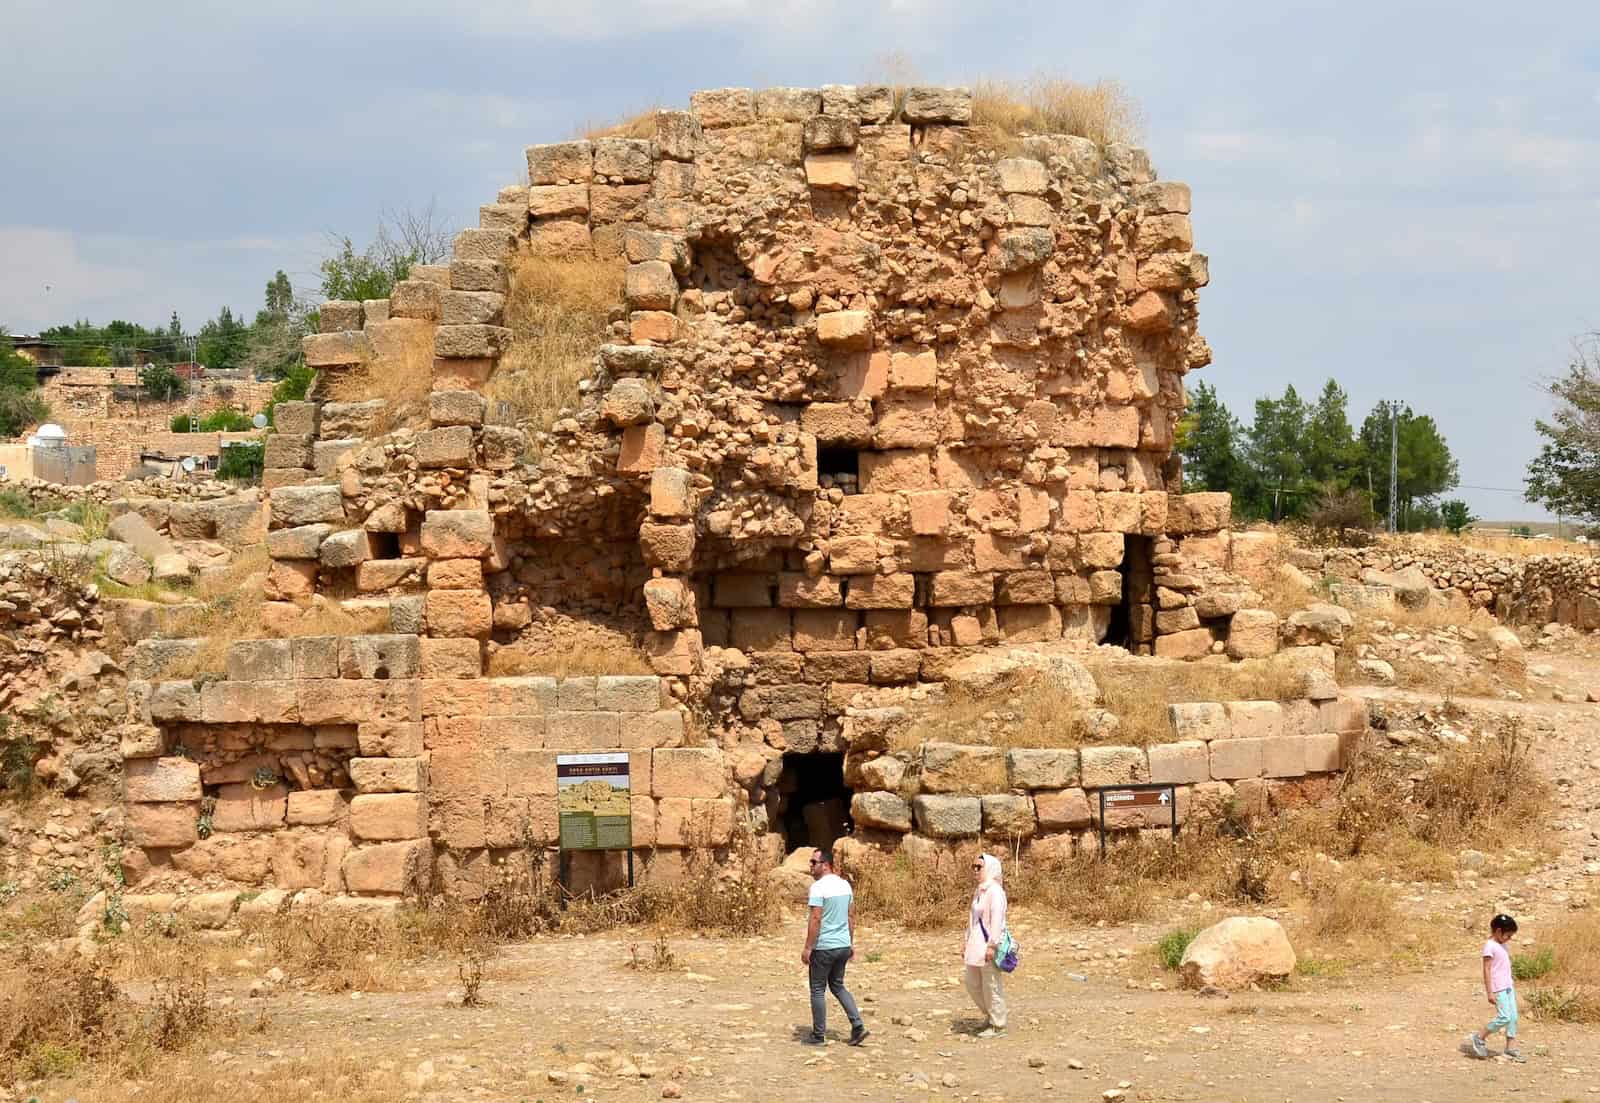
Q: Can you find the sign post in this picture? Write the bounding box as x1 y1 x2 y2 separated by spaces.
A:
556 752 634 891
1095 783 1179 858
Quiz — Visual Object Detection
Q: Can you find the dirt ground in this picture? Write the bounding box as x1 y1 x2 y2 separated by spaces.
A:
30 639 1600 1103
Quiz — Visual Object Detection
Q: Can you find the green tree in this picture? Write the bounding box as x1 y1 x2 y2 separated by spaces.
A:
1440 499 1477 535
139 362 187 401
1177 381 1247 496
1245 384 1309 520
1302 379 1361 489
217 441 264 483
0 327 49 437
1358 403 1459 530
1525 334 1600 529
319 202 451 303
196 306 248 372
243 272 311 381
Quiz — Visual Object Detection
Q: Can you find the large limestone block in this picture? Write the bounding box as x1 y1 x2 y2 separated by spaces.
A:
1179 916 1296 990
1006 748 1079 790
912 794 981 837
996 157 1049 195
303 331 373 367
1147 740 1210 785
1033 787 1091 830
901 86 973 124
691 88 756 128
270 485 344 528
420 510 493 558
1154 627 1214 659
349 757 427 793
1210 737 1265 780
128 802 198 848
1168 702 1228 742
1283 603 1353 647
343 839 432 895
107 511 174 559
1078 746 1150 788
350 794 428 841
920 742 1007 793
425 589 492 638
981 794 1036 837
227 639 293 682
652 747 724 799
125 757 201 803
851 791 912 832
1225 701 1283 740
817 310 872 348
1226 609 1281 659
594 137 654 182
527 140 593 184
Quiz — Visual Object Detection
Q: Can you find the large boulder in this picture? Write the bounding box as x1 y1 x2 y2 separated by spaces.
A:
107 512 174 560
766 847 817 904
1281 603 1353 647
1361 565 1436 610
1179 916 1296 989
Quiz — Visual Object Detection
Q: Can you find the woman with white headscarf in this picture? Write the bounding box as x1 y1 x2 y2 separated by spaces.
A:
962 852 1008 1037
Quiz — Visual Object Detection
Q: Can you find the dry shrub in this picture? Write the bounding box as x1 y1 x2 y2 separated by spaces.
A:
1305 487 1378 546
489 618 652 677
488 248 625 438
248 909 430 993
1407 717 1543 846
1525 913 1600 1022
1307 873 1395 938
320 321 435 434
1095 658 1303 744
0 949 225 1083
629 842 780 935
970 76 1141 149
582 109 659 140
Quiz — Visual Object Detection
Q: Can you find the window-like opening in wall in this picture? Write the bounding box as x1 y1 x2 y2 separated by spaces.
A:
1106 534 1156 653
817 446 860 493
368 531 402 560
773 752 854 853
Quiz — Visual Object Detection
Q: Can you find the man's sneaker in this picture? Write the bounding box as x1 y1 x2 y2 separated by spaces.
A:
801 1032 827 1046
1468 1034 1489 1059
848 1025 870 1047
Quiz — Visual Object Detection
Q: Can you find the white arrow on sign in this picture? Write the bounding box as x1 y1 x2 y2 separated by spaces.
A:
1157 791 1171 804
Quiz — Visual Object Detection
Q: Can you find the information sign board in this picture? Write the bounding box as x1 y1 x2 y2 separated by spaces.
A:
556 752 632 851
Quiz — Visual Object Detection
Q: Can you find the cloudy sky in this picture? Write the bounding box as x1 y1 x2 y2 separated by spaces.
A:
2 0 1596 519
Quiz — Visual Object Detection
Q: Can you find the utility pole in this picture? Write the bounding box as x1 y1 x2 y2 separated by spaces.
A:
1387 401 1400 534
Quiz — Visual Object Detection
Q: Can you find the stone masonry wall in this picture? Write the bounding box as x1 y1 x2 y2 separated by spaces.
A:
124 636 708 898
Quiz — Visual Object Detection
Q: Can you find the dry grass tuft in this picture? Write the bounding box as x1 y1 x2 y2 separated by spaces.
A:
489 618 652 677
159 545 389 676
970 76 1142 149
902 657 1303 751
582 109 660 141
320 320 435 434
488 248 625 440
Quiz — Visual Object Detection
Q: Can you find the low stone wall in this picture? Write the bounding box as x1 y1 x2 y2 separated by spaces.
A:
122 635 709 898
839 691 1364 857
1304 541 1600 628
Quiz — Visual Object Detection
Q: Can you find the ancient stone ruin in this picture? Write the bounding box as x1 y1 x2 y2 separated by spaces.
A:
113 85 1368 902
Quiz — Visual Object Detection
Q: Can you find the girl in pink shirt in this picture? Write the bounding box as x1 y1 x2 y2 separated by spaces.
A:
962 853 1009 1037
1469 913 1524 1061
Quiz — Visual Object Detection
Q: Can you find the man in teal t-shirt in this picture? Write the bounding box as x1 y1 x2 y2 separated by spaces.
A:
801 849 867 1046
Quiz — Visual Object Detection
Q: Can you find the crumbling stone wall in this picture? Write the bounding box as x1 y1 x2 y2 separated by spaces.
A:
122 85 1319 898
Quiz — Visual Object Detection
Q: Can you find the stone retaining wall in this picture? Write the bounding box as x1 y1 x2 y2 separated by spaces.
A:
839 692 1363 855
123 636 708 897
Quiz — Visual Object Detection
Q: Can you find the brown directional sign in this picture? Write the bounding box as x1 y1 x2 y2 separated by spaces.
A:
1102 789 1172 808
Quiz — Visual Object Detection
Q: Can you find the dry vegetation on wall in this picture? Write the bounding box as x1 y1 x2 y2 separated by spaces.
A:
487 248 626 439
899 659 1302 751
487 616 653 677
319 319 435 434
581 109 660 141
970 77 1142 148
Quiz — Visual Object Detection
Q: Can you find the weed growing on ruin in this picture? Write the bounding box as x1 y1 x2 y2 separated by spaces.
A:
457 947 488 1007
582 109 660 141
1156 927 1199 970
970 77 1141 149
490 249 626 441
488 623 653 678
626 934 678 972
62 499 111 541
321 313 435 433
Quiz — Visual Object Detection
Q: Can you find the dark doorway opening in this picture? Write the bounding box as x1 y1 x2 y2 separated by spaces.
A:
1106 535 1156 653
817 446 860 482
774 752 854 852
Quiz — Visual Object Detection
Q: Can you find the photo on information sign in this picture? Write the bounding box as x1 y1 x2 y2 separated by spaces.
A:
556 752 632 851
